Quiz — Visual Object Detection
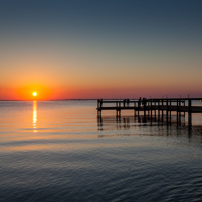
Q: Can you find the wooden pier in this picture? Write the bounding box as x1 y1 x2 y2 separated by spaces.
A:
96 98 202 127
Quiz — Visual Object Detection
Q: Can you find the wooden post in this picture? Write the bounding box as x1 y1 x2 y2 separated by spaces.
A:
158 101 160 121
170 100 172 123
138 101 140 117
162 100 164 122
154 102 156 119
188 99 192 127
100 99 103 109
134 102 136 117
179 100 181 124
166 100 168 123
138 100 140 117
148 101 150 118
177 99 179 125
97 99 102 118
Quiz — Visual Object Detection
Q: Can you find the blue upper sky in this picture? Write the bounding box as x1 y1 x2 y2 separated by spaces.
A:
1 0 202 39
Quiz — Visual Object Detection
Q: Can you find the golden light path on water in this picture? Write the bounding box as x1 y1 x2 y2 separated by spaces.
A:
32 100 37 133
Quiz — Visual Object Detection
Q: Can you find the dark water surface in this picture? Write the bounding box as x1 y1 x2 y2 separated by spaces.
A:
1 101 202 202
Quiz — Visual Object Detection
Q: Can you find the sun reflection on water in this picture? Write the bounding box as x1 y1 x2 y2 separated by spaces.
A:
33 100 37 132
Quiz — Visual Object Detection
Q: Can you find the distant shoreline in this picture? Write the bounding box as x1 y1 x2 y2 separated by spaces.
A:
0 99 98 101
0 98 140 101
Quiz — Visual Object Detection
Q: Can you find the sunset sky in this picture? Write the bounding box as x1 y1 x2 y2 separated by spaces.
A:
0 0 202 100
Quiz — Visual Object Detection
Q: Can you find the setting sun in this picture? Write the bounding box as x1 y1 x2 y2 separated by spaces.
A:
33 92 37 97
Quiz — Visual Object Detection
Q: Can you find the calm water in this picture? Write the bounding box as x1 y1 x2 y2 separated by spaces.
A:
1 100 202 202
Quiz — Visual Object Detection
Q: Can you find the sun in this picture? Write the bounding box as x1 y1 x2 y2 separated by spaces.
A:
33 92 37 97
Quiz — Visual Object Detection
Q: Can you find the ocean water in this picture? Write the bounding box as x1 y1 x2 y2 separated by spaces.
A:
1 100 202 202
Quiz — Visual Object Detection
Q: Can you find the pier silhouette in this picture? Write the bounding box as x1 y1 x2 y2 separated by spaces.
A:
97 98 202 128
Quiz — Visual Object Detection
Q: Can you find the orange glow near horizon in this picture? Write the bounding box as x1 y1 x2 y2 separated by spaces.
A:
1 80 202 100
15 84 52 100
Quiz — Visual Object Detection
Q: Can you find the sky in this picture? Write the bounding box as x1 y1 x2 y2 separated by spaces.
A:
0 0 202 100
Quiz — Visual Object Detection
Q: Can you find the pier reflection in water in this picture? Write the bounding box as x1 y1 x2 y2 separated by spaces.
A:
96 115 199 139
